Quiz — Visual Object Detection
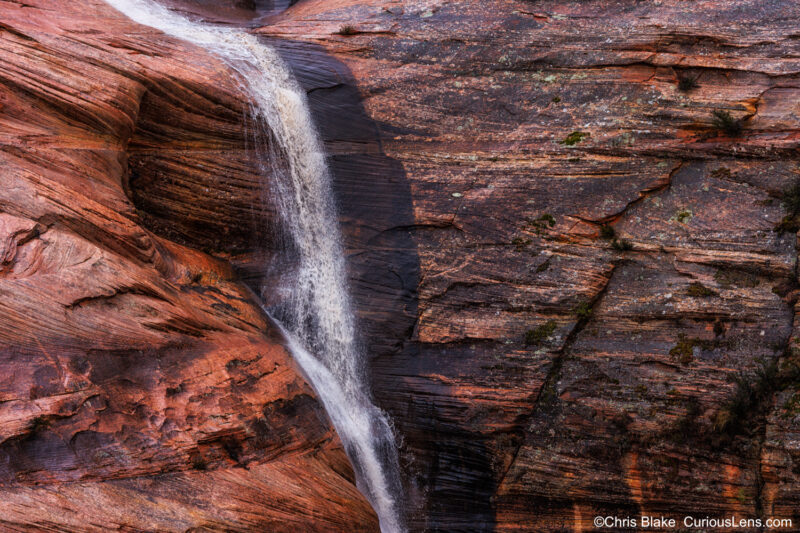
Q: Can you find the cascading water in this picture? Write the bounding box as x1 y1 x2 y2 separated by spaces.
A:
102 2 405 531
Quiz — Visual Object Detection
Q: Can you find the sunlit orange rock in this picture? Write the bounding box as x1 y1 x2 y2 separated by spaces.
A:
0 1 377 530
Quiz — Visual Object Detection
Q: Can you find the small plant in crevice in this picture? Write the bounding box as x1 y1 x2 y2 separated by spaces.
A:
782 391 800 418
711 110 743 137
775 179 800 233
599 224 615 240
677 75 699 92
675 209 692 224
512 236 532 251
670 336 697 365
713 358 780 437
561 131 589 146
528 213 556 235
687 282 718 298
611 238 633 251
537 213 556 227
336 25 358 36
669 334 716 365
711 358 800 446
525 320 558 346
575 301 592 321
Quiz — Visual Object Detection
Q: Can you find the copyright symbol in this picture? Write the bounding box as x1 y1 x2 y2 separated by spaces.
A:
594 516 604 528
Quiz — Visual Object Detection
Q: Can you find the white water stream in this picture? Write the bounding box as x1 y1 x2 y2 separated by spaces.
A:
102 1 405 531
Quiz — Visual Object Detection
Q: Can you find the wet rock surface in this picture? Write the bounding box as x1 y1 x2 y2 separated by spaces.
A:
260 0 800 530
3 0 800 531
0 1 377 530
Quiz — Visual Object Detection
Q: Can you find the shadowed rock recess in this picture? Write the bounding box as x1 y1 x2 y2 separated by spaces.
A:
3 0 800 531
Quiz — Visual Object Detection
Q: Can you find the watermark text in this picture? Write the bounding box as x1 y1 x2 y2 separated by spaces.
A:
593 515 793 529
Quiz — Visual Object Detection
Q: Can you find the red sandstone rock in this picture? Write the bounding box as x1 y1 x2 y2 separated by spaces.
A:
4 0 800 531
0 1 377 530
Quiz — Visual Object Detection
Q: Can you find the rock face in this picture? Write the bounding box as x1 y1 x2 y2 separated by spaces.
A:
259 0 800 530
160 0 293 25
5 0 800 531
0 1 377 531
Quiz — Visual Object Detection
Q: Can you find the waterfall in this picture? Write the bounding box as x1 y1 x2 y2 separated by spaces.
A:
102 2 405 531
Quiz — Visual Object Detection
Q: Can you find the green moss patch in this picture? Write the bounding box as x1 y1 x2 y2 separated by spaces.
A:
525 320 558 346
561 131 589 146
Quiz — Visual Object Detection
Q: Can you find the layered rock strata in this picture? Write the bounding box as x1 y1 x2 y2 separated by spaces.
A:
0 1 377 530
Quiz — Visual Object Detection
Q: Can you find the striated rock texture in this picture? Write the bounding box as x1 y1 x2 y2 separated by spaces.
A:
258 0 800 530
5 0 800 531
0 1 378 531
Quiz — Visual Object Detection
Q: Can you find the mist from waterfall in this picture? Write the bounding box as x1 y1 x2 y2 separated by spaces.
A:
102 1 405 531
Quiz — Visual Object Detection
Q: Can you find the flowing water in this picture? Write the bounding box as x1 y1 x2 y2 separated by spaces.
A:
102 1 405 531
